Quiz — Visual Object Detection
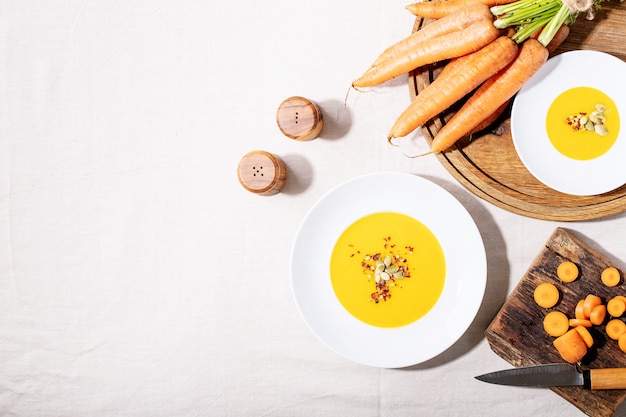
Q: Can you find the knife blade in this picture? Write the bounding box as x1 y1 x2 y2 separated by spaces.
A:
615 399 626 417
475 363 626 390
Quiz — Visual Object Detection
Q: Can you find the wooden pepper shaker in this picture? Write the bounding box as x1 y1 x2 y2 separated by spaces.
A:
237 150 287 196
276 96 323 141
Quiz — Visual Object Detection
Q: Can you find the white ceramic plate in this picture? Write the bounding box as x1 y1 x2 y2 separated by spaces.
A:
290 172 486 368
511 50 626 196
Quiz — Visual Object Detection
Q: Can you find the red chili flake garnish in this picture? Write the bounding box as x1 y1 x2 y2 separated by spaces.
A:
352 236 415 304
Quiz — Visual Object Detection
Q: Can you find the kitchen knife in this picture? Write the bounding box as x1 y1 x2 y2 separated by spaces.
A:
475 363 626 390
615 399 626 417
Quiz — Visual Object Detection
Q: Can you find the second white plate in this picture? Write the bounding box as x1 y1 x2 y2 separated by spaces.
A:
511 50 626 196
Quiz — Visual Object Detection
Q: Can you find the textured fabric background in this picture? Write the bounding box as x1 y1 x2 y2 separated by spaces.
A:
1 2 624 416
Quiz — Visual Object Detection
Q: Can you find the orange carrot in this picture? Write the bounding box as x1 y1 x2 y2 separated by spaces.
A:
607 296 626 317
601 267 621 287
430 38 548 153
553 328 588 363
590 304 607 326
534 282 560 309
575 299 586 320
569 318 592 328
574 325 595 348
353 18 499 88
543 311 569 337
468 101 509 135
370 4 493 69
583 294 602 318
606 319 626 340
557 261 579 283
468 24 568 135
387 36 517 140
407 0 516 19
618 333 626 353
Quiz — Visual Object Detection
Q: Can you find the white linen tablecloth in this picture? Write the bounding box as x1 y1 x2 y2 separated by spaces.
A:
2 1 625 416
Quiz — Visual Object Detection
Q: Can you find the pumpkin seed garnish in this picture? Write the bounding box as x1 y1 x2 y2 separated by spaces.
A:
374 256 404 283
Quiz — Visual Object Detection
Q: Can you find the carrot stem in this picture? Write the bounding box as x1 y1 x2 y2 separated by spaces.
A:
493 0 560 28
491 0 557 17
491 0 540 15
491 0 599 46
511 13 553 42
537 2 573 46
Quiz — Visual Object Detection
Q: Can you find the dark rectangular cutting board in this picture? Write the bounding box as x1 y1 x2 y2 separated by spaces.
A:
485 228 626 416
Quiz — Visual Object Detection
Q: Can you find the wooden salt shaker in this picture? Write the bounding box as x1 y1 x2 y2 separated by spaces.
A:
276 96 323 141
237 150 287 196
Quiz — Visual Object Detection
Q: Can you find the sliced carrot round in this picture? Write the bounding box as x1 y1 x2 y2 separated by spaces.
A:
569 318 592 328
534 282 560 308
575 299 587 320
619 332 626 353
601 267 621 287
590 304 607 326
607 297 626 318
574 325 594 348
606 319 626 340
557 261 579 283
583 294 602 318
544 311 569 337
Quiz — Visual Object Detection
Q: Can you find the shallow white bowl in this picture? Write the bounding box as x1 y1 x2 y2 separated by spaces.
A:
511 50 626 196
290 172 486 368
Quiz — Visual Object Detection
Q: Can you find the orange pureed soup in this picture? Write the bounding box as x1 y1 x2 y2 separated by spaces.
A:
329 212 445 328
546 87 620 160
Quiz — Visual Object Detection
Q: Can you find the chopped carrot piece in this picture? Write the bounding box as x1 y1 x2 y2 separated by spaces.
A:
583 294 602 318
590 304 607 326
574 326 594 348
606 319 626 340
553 328 588 363
569 318 592 328
534 282 560 308
608 297 626 318
557 261 579 283
544 311 569 337
601 267 621 287
575 299 587 320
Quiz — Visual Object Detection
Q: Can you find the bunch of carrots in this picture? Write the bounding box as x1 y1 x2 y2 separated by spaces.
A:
351 0 607 154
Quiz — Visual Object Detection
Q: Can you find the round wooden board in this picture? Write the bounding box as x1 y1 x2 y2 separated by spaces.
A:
409 2 626 221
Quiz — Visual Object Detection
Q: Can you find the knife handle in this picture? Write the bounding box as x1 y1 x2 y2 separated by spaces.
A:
589 368 626 390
